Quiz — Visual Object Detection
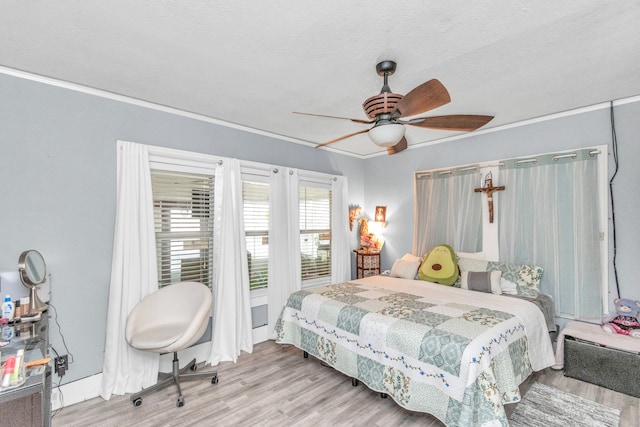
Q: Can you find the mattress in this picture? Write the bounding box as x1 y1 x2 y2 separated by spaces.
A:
275 275 555 427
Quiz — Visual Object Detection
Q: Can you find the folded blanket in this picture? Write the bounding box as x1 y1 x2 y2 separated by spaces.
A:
503 293 557 333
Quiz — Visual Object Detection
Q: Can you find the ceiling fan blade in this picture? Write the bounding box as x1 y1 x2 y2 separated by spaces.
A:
386 137 407 155
294 111 375 125
315 128 371 148
392 79 451 117
406 115 494 131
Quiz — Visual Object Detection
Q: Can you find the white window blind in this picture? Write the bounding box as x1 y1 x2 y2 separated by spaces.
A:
243 180 269 290
299 185 332 283
150 169 215 288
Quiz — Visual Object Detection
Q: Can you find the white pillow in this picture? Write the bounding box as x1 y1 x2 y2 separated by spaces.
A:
401 253 423 264
461 270 502 294
458 257 489 273
456 251 486 260
390 259 421 280
500 277 518 295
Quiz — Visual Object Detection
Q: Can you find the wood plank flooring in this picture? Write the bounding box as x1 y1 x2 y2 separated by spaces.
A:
53 340 640 426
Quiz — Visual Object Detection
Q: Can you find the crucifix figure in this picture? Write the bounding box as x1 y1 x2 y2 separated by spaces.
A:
474 172 505 223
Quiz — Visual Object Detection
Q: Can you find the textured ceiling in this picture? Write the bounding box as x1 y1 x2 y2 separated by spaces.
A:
1 1 639 157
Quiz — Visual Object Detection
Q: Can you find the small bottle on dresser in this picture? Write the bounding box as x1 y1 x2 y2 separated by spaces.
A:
1 295 15 320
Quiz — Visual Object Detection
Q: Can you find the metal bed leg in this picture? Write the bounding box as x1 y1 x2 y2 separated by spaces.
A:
303 351 308 358
380 393 388 398
351 378 359 387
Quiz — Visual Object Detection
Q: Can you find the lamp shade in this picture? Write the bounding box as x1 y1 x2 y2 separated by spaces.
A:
368 123 405 147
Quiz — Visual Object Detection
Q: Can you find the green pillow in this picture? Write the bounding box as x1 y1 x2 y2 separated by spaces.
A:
418 244 459 285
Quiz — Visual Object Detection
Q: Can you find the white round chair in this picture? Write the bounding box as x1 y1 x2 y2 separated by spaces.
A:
125 281 218 407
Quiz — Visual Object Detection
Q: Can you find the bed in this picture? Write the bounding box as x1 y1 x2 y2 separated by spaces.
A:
275 275 555 427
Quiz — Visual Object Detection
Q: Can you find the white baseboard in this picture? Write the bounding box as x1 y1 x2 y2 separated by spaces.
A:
51 373 103 411
252 325 270 343
52 331 269 409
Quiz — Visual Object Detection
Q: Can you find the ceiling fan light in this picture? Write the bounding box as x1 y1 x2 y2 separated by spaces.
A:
368 123 405 147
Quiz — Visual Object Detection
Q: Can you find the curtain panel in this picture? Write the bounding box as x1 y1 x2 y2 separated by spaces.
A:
497 150 602 321
331 176 351 283
267 167 301 338
100 141 159 400
209 158 254 364
413 168 483 257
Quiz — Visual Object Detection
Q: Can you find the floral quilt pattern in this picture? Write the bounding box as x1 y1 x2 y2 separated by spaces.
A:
275 281 534 427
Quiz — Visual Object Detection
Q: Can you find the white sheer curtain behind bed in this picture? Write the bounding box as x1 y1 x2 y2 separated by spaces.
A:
497 150 602 322
413 168 483 257
100 141 159 400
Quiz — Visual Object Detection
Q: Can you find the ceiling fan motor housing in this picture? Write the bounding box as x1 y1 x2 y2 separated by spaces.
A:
362 92 403 119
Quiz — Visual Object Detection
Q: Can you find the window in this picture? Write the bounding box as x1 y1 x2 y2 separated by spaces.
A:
243 180 269 290
299 185 332 285
151 169 215 288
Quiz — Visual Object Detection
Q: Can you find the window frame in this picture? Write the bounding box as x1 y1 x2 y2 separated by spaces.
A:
242 173 270 291
148 154 219 290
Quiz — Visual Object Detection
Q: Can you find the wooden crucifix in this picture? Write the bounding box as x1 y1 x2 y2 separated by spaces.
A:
474 172 505 223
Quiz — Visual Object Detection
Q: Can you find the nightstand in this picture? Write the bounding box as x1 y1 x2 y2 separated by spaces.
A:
353 250 380 279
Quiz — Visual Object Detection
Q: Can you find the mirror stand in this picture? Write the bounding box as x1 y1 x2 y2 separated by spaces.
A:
29 287 48 314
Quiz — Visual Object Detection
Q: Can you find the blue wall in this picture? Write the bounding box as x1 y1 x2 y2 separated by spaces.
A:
1 71 639 386
0 72 364 383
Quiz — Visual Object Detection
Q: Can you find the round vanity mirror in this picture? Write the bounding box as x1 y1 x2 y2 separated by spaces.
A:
19 250 47 286
18 250 48 313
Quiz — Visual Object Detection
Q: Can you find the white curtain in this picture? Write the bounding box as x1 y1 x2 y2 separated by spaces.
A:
331 176 351 282
100 141 159 400
209 158 253 364
497 150 602 321
413 169 483 257
267 167 301 337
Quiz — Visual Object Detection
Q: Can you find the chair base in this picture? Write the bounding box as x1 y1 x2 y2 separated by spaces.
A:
131 352 218 407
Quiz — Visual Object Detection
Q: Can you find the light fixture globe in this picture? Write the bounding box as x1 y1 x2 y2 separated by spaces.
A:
368 122 405 147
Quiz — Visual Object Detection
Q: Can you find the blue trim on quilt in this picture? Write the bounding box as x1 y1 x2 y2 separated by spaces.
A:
292 311 526 389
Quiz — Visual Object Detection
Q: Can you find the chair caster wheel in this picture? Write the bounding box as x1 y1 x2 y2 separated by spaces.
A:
132 398 143 407
211 375 219 384
177 397 184 407
190 364 198 372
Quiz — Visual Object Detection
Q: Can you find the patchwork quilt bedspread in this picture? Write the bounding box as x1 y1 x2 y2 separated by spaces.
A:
275 275 555 427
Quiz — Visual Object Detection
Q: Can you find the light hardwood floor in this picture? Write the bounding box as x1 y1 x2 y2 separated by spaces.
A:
53 340 639 426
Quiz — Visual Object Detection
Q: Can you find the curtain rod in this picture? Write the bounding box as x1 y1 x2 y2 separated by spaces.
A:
415 148 602 177
517 149 602 165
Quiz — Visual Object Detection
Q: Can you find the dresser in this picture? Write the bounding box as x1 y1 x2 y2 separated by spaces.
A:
0 312 51 427
354 250 380 279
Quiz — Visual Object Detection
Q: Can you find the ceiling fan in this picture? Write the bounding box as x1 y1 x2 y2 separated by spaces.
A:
295 60 494 155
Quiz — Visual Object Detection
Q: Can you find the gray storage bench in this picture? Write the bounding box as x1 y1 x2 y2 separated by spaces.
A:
554 320 640 397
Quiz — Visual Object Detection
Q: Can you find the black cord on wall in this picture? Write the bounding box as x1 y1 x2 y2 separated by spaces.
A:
608 101 621 299
49 302 75 364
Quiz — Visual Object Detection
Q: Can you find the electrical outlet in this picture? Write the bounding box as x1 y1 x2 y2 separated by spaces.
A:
55 355 68 377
